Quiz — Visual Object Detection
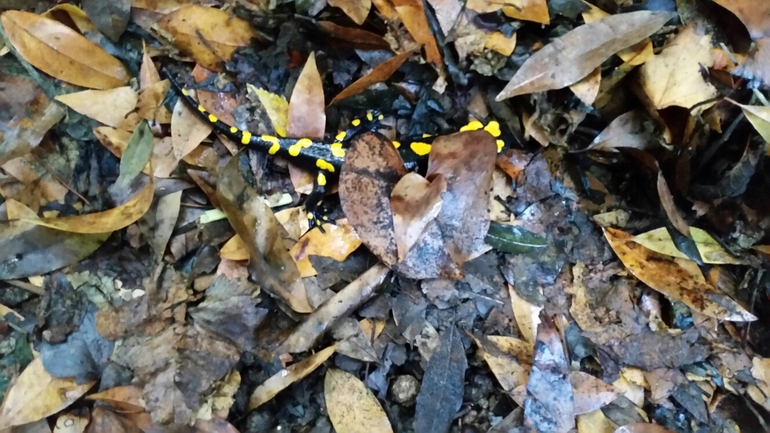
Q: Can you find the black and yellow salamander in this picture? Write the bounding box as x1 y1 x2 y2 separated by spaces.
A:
163 71 506 227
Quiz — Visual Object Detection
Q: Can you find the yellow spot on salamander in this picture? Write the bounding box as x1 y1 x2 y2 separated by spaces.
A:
422 133 432 138
366 112 374 121
241 131 252 145
316 159 335 173
262 135 280 154
330 142 346 158
230 126 238 133
392 141 401 149
378 114 384 121
181 88 190 96
197 105 206 113
307 213 314 220
317 172 327 186
460 120 483 132
410 142 432 156
496 139 505 153
352 119 361 127
288 138 313 157
484 121 501 137
335 131 347 141
208 114 218 123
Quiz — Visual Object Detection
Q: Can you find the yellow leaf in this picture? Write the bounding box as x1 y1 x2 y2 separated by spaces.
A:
248 345 336 410
324 369 394 433
21 178 154 233
604 227 755 321
248 84 288 138
632 227 744 265
289 219 363 277
158 5 257 71
638 24 718 114
0 358 95 429
1 11 129 89
220 235 249 261
55 87 138 128
328 0 371 25
727 99 770 145
470 334 531 392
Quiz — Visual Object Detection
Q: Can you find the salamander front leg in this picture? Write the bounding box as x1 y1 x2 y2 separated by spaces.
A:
305 171 332 233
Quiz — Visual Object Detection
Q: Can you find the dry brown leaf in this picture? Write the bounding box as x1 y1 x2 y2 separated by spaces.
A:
55 87 138 128
20 178 153 234
324 369 394 433
288 52 326 140
571 371 622 415
171 88 213 160
1 10 130 89
0 358 95 429
159 6 257 71
581 1 654 66
485 32 517 57
604 227 756 321
317 21 390 49
248 345 337 410
576 410 616 433
392 0 442 66
330 50 415 105
712 0 770 39
328 0 371 25
391 172 446 262
93 127 177 178
496 10 673 100
508 285 541 344
136 79 172 124
638 24 718 113
139 40 160 91
586 110 657 152
632 227 744 265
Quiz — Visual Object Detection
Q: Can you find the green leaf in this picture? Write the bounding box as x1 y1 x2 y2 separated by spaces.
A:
117 119 153 189
485 222 547 254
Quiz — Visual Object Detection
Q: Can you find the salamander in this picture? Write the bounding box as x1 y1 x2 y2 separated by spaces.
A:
163 71 506 228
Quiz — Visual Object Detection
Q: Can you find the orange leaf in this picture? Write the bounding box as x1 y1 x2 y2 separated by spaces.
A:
290 219 363 277
1 10 130 89
330 50 415 105
392 0 442 66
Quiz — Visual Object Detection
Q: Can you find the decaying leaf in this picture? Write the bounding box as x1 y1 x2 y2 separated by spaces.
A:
331 50 415 105
471 334 531 392
324 369 394 433
496 11 673 100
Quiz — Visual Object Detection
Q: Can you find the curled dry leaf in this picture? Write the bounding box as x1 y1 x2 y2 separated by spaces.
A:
496 10 673 100
325 369 394 433
19 178 153 234
0 357 95 429
586 110 658 152
158 5 257 71
727 99 770 145
605 227 756 321
248 345 337 410
1 10 130 89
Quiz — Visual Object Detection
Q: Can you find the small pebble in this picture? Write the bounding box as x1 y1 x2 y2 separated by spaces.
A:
390 375 420 406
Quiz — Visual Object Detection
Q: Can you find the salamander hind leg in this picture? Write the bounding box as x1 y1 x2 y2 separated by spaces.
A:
305 170 334 234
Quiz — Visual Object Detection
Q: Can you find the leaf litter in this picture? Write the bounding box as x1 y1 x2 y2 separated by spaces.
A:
2 1 770 433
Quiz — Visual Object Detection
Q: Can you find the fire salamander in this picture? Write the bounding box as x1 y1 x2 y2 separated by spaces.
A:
163 72 506 228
